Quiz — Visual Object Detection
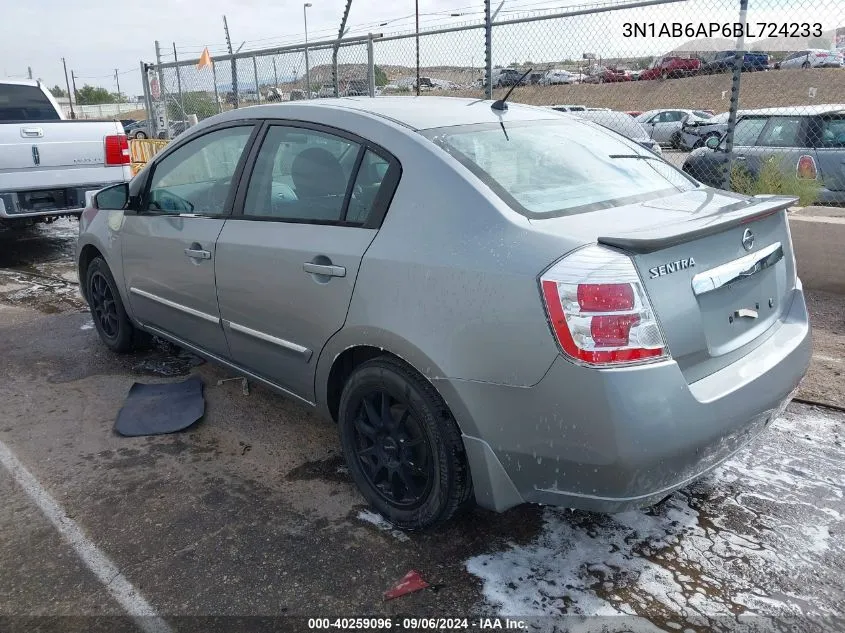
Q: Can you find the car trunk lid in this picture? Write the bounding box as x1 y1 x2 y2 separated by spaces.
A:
531 188 798 382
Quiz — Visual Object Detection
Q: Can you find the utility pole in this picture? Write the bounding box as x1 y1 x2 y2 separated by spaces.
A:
303 3 312 99
484 0 492 99
71 70 79 107
27 66 33 80
62 58 75 119
173 44 186 118
415 0 420 96
114 69 122 102
223 15 239 108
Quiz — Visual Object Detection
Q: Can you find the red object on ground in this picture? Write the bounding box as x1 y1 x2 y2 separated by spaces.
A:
384 570 430 600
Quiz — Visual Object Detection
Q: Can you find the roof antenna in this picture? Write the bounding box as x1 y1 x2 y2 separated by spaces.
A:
491 67 533 112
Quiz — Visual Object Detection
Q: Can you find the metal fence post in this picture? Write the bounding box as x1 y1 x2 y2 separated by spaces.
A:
484 0 493 99
154 40 170 139
140 61 153 127
253 56 260 103
367 33 375 97
212 63 222 114
173 43 186 122
722 0 748 190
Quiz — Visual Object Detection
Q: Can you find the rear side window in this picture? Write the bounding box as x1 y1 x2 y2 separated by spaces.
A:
427 119 695 218
757 117 805 147
0 84 60 121
243 126 361 223
818 117 845 147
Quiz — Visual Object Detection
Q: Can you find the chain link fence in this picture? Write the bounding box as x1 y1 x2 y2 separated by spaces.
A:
142 0 845 205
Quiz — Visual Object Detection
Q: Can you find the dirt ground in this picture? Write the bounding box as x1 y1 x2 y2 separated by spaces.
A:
0 219 842 631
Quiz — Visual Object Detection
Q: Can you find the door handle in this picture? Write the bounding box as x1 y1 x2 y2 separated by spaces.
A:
184 248 211 260
303 262 346 277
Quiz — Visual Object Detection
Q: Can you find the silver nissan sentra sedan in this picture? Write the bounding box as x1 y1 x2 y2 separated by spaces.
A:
77 97 811 530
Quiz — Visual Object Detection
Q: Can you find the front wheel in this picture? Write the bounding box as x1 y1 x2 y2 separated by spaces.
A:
338 357 472 530
802 61 811 69
86 257 145 353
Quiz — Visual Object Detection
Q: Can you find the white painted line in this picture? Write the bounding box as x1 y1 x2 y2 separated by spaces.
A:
0 438 172 633
813 354 843 364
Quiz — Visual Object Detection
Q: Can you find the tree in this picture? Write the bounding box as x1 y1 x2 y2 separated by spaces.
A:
373 65 389 87
167 92 218 121
50 85 67 98
75 84 117 105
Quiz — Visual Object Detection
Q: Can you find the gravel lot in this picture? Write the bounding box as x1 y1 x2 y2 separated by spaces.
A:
0 219 843 630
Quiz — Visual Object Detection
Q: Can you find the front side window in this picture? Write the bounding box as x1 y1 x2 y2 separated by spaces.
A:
427 119 696 218
757 116 805 148
146 126 253 215
732 117 768 146
243 126 361 222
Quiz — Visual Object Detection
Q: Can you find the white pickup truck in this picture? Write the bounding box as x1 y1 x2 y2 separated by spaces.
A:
0 79 131 228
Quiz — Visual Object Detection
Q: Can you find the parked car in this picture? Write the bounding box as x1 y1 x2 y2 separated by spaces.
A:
639 56 702 81
540 69 577 85
584 67 632 83
0 79 131 228
570 109 663 155
636 108 713 147
700 51 770 74
343 79 370 97
776 49 844 69
679 111 735 150
265 87 284 102
125 119 185 140
626 110 644 117
77 97 810 529
683 105 845 205
550 104 588 112
118 118 137 132
489 68 526 88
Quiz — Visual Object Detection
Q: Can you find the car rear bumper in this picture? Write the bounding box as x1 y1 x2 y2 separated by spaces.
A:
440 284 811 513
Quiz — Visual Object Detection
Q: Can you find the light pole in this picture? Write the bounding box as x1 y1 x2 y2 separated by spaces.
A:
303 3 312 99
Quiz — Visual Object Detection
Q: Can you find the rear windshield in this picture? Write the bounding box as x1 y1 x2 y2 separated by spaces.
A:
425 119 696 218
0 84 60 121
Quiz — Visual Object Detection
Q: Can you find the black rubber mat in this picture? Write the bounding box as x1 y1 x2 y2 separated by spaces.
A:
114 376 205 437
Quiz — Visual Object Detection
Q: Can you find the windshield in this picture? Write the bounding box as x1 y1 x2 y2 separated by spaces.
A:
425 119 696 218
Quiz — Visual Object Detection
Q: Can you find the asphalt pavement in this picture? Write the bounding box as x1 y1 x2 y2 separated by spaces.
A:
0 219 843 631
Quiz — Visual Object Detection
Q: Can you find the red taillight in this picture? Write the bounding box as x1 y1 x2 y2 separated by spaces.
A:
540 245 668 366
797 155 817 180
104 134 130 166
577 283 634 312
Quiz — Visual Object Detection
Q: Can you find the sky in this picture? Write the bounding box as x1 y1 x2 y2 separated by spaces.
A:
2 0 841 98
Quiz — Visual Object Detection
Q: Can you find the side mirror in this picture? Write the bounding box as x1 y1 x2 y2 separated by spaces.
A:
704 135 721 150
94 182 129 210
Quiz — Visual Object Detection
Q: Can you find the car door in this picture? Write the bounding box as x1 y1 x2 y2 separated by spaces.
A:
121 124 256 358
812 114 845 193
214 123 401 401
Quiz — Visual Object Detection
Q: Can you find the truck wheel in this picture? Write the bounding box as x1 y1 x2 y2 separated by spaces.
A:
338 356 472 531
86 257 145 353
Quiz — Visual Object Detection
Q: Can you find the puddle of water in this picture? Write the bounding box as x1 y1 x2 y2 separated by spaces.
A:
466 407 845 628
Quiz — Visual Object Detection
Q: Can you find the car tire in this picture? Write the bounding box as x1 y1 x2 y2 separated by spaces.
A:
802 61 810 69
86 257 146 354
134 131 147 139
338 356 472 531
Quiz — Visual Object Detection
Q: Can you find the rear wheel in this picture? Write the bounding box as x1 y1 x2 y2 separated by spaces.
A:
86 257 146 353
134 131 147 139
802 61 811 69
338 357 472 530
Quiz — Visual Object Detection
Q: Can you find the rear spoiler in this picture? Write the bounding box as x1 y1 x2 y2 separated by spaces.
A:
597 194 796 254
